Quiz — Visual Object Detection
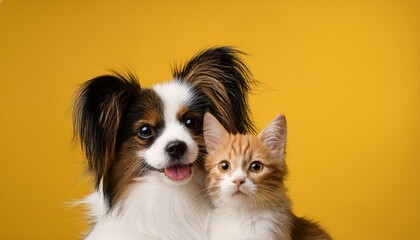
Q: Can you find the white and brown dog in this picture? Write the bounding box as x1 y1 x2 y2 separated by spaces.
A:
73 47 256 240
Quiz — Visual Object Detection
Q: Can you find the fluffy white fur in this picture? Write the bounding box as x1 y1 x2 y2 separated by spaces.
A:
84 170 210 240
210 207 290 240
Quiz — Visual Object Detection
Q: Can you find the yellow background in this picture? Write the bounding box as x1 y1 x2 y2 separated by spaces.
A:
0 0 419 239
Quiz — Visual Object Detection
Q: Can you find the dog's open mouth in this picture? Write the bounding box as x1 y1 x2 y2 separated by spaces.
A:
163 164 193 181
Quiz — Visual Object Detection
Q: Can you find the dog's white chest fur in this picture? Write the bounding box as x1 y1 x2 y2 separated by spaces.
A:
84 172 210 240
209 207 290 240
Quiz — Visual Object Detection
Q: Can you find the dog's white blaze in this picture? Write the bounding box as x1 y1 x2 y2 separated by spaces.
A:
153 81 191 123
140 82 198 169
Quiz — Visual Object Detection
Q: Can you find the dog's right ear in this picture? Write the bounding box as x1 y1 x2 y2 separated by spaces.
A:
73 72 141 188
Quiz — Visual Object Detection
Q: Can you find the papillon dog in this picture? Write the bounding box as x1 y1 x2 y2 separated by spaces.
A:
73 47 256 240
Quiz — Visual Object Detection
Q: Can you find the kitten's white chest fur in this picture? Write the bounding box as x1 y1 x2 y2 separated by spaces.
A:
209 206 291 240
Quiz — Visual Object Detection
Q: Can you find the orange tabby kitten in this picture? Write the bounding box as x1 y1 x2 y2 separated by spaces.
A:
203 113 331 240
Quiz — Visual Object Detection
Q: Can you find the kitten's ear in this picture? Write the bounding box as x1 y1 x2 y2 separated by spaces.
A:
258 114 287 157
203 113 228 152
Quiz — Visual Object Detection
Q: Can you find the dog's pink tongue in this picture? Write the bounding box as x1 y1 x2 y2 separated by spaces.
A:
164 165 191 181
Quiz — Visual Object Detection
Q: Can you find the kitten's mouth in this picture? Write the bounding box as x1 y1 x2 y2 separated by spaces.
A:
163 164 193 181
232 190 246 196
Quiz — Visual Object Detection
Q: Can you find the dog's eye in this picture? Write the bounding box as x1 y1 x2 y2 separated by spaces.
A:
184 117 201 130
137 124 154 139
218 160 231 173
249 161 264 173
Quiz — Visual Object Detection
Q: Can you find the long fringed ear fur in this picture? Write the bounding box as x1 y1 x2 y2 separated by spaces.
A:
73 73 141 188
173 46 256 134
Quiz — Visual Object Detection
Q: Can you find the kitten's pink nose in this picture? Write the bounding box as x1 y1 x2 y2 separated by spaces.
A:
232 178 245 187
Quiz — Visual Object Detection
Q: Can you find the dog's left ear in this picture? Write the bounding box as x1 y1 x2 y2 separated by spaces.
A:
73 73 141 188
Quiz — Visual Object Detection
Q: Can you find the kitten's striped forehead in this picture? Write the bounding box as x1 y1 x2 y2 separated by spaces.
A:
228 135 258 169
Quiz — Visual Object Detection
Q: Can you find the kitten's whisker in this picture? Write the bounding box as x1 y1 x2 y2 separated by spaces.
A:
251 192 267 210
258 190 287 209
193 185 218 199
197 193 221 215
257 195 274 210
196 189 219 211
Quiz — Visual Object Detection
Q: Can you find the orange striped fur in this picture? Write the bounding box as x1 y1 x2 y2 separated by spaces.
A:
203 113 332 240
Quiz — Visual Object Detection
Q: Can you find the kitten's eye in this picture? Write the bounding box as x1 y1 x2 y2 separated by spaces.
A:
218 161 231 173
137 124 154 139
249 161 264 173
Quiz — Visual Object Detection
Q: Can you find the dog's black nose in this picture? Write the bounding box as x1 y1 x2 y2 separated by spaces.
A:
166 141 187 159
